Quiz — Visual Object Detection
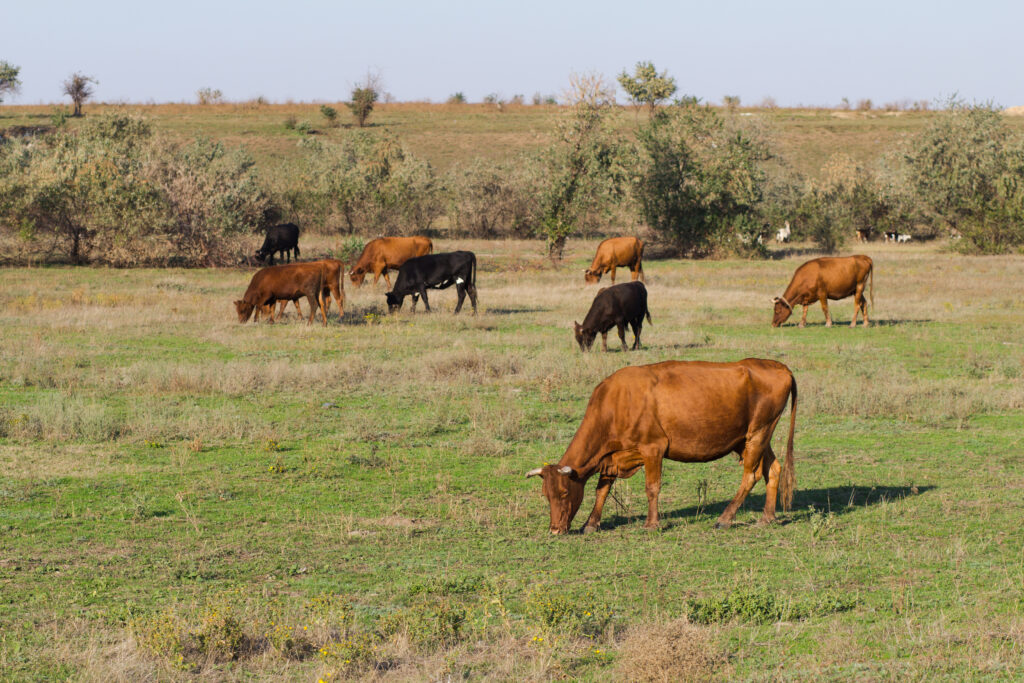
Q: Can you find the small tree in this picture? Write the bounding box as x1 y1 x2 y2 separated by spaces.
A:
534 99 632 259
0 61 21 103
347 72 382 128
63 72 98 117
617 61 677 115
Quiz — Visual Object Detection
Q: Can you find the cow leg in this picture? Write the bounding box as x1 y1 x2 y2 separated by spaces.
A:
630 319 642 350
861 293 870 327
610 267 617 284
305 294 318 325
454 284 466 314
759 447 782 525
799 305 808 328
418 286 431 312
820 295 832 327
318 290 327 326
642 456 663 529
383 270 393 288
600 331 609 352
617 323 628 351
715 431 772 528
582 475 616 533
467 284 478 315
330 282 344 321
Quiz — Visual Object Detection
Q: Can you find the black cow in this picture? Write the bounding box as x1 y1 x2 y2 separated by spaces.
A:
574 281 652 352
385 251 478 315
256 223 301 265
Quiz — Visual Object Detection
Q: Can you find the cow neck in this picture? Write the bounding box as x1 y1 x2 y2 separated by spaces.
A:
558 414 610 481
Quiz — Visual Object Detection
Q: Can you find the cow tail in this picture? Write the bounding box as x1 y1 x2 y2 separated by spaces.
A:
780 375 797 513
869 262 874 309
471 252 477 287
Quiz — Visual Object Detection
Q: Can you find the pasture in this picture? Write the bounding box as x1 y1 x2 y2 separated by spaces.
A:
1 238 1024 681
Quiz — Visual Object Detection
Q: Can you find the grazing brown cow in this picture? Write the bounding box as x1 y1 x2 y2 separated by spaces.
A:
235 262 327 326
772 255 874 328
349 236 433 288
526 359 797 534
584 237 645 284
263 259 346 323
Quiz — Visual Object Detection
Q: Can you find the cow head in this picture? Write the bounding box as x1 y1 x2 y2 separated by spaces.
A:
254 249 269 264
574 322 597 351
385 291 402 313
771 297 793 327
584 269 601 284
234 299 256 323
349 268 366 287
526 464 584 534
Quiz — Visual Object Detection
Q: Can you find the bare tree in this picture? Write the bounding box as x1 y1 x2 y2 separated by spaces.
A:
63 72 98 117
562 70 617 108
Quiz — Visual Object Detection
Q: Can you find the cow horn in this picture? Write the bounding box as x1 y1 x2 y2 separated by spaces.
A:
525 468 544 478
558 465 573 475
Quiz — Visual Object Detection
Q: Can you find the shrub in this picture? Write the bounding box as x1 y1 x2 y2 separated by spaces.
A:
319 105 339 127
290 132 443 235
633 103 768 256
0 114 272 266
615 619 723 683
348 87 378 127
445 158 541 238
904 98 1024 253
196 88 223 105
447 92 466 104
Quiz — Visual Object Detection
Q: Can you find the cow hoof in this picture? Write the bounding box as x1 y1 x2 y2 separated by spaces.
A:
713 521 730 530
757 517 776 526
583 524 599 534
642 522 659 531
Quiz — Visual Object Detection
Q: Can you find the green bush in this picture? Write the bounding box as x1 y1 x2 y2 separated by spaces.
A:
633 103 767 256
904 99 1024 253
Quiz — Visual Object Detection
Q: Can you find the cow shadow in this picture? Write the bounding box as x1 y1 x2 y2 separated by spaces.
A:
768 247 832 260
779 319 932 328
592 484 933 532
488 307 550 315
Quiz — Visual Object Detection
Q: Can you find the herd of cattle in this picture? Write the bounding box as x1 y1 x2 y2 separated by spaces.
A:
235 226 878 534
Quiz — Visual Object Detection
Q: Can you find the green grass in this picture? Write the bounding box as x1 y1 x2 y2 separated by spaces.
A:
1 239 1023 680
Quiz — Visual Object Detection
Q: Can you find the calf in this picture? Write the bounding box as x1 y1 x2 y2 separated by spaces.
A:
897 233 912 243
235 262 327 326
349 236 433 287
574 281 652 352
385 251 478 314
262 259 345 323
584 237 644 284
256 223 301 265
772 254 873 328
776 221 791 243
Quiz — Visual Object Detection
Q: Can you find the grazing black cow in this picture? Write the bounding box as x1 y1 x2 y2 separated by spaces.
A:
256 223 301 265
574 281 652 352
385 251 478 315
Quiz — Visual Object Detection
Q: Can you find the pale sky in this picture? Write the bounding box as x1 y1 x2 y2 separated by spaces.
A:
4 0 1022 107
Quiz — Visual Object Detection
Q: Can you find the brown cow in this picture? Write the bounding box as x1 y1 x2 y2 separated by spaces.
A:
526 359 797 534
584 236 645 284
349 236 433 288
263 259 346 323
235 262 327 326
772 255 874 328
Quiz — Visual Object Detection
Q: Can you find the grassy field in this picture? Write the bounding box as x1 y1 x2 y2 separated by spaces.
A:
6 102 1024 180
2 237 1023 680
